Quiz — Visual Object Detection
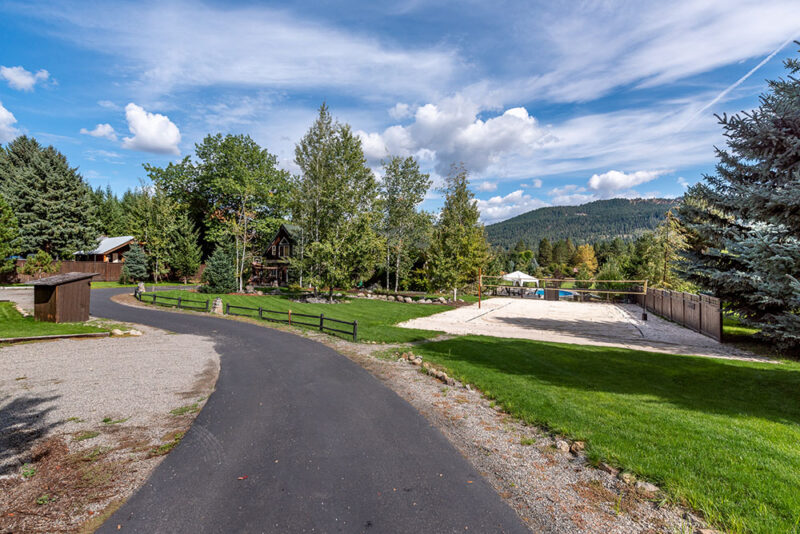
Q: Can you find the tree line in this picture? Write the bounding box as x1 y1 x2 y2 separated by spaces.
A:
0 104 490 299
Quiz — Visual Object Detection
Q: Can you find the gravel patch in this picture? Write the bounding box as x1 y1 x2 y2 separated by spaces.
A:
0 324 220 532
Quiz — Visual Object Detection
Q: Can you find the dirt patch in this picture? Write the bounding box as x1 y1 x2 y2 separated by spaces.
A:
0 324 220 533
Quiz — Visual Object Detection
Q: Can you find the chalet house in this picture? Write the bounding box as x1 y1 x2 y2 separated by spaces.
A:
74 236 135 263
252 224 299 285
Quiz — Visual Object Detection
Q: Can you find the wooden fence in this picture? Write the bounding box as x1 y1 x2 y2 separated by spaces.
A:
640 289 723 341
134 291 358 342
8 260 206 283
226 303 358 342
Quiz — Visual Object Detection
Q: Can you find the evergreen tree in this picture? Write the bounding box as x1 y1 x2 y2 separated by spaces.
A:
679 49 800 351
126 184 178 282
537 238 552 268
200 246 237 294
170 215 203 283
121 244 149 282
20 250 60 277
0 194 19 273
0 136 96 258
90 186 126 236
427 164 489 296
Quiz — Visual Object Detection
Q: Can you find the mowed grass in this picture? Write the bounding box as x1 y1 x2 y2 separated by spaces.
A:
413 335 800 534
0 302 107 339
91 281 195 289
150 290 451 343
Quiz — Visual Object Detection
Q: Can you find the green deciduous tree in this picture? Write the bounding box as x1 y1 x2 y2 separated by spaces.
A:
380 155 432 291
292 104 383 300
427 164 490 297
0 194 19 274
200 246 236 294
125 184 178 283
0 136 96 258
679 49 800 351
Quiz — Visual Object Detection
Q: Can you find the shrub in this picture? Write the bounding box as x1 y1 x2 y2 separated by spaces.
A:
20 250 60 277
200 247 236 294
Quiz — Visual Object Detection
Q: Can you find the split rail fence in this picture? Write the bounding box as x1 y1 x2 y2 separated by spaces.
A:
640 289 723 342
134 291 357 342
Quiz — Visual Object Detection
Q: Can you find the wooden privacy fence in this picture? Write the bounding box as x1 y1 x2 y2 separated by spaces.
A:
12 260 124 283
640 289 722 341
226 303 358 342
135 291 210 311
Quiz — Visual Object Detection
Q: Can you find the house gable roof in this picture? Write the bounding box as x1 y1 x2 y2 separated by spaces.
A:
76 236 135 256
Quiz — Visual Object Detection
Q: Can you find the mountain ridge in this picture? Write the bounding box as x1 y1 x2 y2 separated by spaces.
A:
485 197 680 249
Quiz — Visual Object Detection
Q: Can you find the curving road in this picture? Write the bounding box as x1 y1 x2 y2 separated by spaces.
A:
92 289 529 533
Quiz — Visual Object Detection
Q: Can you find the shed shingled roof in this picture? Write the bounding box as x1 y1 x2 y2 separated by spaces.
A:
28 272 97 286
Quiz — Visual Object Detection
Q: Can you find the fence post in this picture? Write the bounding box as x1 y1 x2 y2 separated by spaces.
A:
177 296 182 309
259 306 263 320
205 300 209 312
288 309 292 325
353 320 358 342
225 303 230 315
319 313 324 331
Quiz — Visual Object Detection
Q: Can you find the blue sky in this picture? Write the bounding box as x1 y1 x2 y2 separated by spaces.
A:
1 1 799 224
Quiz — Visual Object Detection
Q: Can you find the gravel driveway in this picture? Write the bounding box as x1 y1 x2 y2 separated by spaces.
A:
0 325 220 532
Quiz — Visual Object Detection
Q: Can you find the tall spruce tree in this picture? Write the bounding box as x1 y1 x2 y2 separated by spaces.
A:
121 244 149 282
170 215 202 283
537 238 553 268
0 194 19 273
679 49 800 351
0 136 96 258
427 164 489 296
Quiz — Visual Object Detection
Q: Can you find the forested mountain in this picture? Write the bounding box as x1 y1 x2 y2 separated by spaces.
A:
486 198 679 249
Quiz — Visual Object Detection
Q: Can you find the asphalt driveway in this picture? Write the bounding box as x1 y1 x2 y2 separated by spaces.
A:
92 288 529 533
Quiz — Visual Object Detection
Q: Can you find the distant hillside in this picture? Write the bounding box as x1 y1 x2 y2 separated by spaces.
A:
486 198 680 249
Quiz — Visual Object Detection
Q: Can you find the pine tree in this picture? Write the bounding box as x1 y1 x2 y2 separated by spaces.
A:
20 250 60 277
537 238 553 269
121 244 149 282
427 164 489 296
170 215 202 283
125 184 178 283
679 49 800 351
90 186 126 236
0 194 19 273
200 246 236 294
0 136 96 258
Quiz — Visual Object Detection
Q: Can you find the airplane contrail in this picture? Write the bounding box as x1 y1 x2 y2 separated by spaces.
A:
678 34 798 132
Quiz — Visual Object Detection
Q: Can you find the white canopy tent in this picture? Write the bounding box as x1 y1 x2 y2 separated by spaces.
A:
501 271 539 287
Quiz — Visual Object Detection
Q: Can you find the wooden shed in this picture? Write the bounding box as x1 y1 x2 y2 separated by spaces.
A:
29 272 96 323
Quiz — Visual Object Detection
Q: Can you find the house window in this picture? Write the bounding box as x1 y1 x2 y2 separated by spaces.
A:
271 245 276 256
112 253 119 263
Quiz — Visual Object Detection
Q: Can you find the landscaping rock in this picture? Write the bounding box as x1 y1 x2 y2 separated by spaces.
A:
555 440 570 453
128 329 143 337
599 462 619 476
619 472 636 485
245 284 255 293
570 441 585 454
635 481 659 495
211 297 224 315
404 297 413 303
357 292 366 298
137 282 146 293
111 328 124 336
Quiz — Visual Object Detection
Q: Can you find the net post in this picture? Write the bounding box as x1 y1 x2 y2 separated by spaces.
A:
641 279 648 321
478 267 482 309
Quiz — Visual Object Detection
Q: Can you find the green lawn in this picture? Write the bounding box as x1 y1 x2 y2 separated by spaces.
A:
149 290 451 343
0 302 108 339
412 335 800 533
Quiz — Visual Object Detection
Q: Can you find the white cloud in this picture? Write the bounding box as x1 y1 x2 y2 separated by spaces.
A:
587 170 669 195
98 100 121 110
477 190 549 224
548 184 595 206
0 102 20 142
677 176 690 189
0 65 49 91
360 97 553 175
389 103 413 120
80 123 117 141
475 181 497 192
30 2 457 101
121 103 181 155
531 179 542 188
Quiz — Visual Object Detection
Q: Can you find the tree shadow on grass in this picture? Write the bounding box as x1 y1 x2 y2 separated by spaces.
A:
416 336 800 426
0 394 63 475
